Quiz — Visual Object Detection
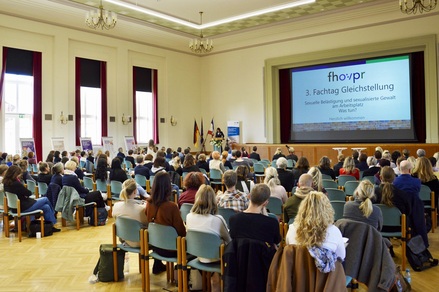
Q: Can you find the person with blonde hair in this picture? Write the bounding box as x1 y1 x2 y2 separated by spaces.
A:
209 151 226 173
221 151 233 170
18 159 35 183
272 147 285 161
286 191 345 260
263 167 287 203
307 166 326 194
412 156 439 209
343 180 382 230
112 179 148 247
339 156 360 180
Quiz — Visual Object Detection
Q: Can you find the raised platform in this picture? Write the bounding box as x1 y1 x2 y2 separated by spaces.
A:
234 143 439 166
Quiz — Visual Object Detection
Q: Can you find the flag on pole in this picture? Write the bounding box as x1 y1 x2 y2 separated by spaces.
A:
193 119 200 147
207 118 214 136
200 118 204 145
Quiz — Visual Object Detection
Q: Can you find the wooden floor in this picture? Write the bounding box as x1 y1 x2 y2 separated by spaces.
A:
0 216 438 291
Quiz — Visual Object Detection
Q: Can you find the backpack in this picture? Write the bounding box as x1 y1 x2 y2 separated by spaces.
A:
28 220 53 237
90 207 108 226
169 171 181 188
93 244 125 282
406 235 438 271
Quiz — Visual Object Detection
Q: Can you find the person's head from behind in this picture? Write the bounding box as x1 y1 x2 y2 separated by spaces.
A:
264 167 279 187
374 150 382 160
64 160 77 171
153 156 166 168
223 170 237 189
70 156 79 166
308 166 323 191
288 146 295 154
120 178 137 201
192 185 217 215
343 156 355 170
399 160 412 174
236 165 249 181
249 184 271 207
318 156 331 169
136 155 144 164
354 180 375 218
252 146 257 152
2 165 22 185
298 173 313 188
294 191 334 248
235 150 242 158
275 147 282 155
221 151 228 161
198 153 206 162
18 159 28 172
184 172 205 190
0 164 8 177
276 157 287 170
39 162 50 173
183 154 195 167
52 162 64 175
367 156 377 167
352 151 359 160
150 171 171 206
416 148 426 158
296 157 309 170
111 157 122 170
337 154 345 163
211 151 221 160
359 153 368 163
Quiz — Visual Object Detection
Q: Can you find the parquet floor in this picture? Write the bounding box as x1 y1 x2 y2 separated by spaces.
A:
0 216 438 291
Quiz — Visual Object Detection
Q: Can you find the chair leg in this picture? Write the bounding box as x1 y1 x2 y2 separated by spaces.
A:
76 206 80 230
3 213 9 238
62 218 67 227
113 224 119 282
17 216 22 242
40 214 44 238
145 230 150 292
93 205 98 227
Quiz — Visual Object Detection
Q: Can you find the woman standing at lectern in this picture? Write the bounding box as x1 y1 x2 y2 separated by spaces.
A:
215 128 225 152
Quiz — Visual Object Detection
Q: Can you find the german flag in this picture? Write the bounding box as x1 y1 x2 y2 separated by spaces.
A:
193 119 200 147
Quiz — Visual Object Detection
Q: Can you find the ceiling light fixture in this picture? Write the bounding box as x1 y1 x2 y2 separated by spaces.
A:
85 0 117 30
189 12 213 54
106 0 315 29
400 0 437 14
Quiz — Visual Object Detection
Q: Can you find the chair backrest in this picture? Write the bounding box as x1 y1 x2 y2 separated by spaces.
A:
79 160 86 169
260 160 270 167
185 230 222 259
95 179 108 192
124 160 133 170
182 172 189 181
110 180 123 198
267 196 283 216
200 168 208 175
85 160 95 173
321 174 333 180
376 204 402 228
209 169 222 180
115 216 143 243
271 159 277 167
322 179 338 189
217 207 237 226
331 201 345 221
5 191 19 209
253 163 265 174
32 163 39 173
286 159 295 169
134 174 147 187
180 203 193 222
83 176 94 190
337 175 357 187
267 213 278 221
343 181 359 196
361 176 375 184
148 222 179 250
419 185 432 206
326 188 346 201
26 180 36 194
37 182 48 196
149 175 155 187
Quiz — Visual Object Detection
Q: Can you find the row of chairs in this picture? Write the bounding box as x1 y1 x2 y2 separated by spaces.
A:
113 217 225 292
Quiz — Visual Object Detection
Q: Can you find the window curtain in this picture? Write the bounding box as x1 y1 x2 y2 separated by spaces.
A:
75 57 107 146
33 52 42 161
279 68 291 143
132 67 137 143
152 69 159 144
0 47 7 110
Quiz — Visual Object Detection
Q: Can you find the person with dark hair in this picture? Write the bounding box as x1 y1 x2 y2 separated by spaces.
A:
27 152 37 165
196 153 210 173
391 150 401 165
182 154 201 173
402 149 410 159
134 155 150 179
86 150 95 164
374 150 382 161
144 171 186 274
53 151 61 164
178 172 205 207
357 153 369 171
109 158 127 183
37 162 52 185
333 154 345 177
3 165 60 231
216 170 249 212
116 147 126 161
95 158 109 182
317 156 336 180
125 149 136 168
352 151 360 166
236 165 254 194
155 150 171 171
292 156 310 184
150 156 167 175
249 146 261 161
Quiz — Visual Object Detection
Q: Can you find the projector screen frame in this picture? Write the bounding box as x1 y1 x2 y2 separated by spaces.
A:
264 35 438 144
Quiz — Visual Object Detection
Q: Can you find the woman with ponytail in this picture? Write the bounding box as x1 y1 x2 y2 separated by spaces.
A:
112 178 148 247
263 167 288 203
343 180 383 230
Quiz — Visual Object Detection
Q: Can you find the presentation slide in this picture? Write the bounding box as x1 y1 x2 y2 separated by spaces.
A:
290 55 415 142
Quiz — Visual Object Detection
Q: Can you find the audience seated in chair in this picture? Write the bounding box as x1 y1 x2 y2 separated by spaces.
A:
264 167 288 204
225 184 281 292
276 157 295 193
178 172 205 207
283 174 313 224
216 170 249 212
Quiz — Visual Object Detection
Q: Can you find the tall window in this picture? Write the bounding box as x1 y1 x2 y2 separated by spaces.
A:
0 47 42 159
133 67 158 144
75 58 107 146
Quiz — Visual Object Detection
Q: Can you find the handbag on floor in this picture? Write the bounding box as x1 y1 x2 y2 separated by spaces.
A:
406 235 438 272
92 244 125 282
28 220 53 237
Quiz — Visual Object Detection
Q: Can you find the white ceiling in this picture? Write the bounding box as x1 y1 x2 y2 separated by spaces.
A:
0 0 409 54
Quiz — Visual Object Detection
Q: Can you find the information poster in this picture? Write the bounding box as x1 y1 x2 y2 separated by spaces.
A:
51 137 65 152
124 136 136 152
227 121 240 144
102 136 115 156
20 138 36 160
80 137 93 152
